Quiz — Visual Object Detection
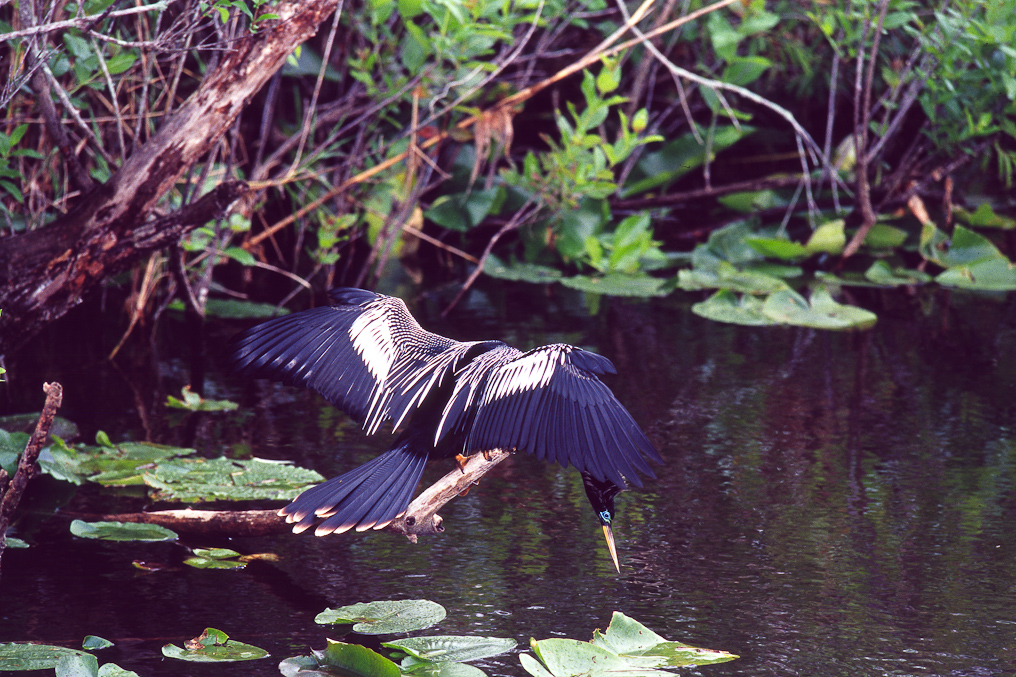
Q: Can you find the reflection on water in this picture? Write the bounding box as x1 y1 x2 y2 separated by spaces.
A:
2 287 1016 676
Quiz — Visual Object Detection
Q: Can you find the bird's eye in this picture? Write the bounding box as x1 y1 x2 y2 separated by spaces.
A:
599 510 612 523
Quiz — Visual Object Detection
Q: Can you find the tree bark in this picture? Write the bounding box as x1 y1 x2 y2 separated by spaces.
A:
0 0 341 354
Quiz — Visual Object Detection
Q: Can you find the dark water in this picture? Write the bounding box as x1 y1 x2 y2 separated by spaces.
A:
3 285 1016 676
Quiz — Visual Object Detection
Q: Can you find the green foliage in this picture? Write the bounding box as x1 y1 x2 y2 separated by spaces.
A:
521 612 737 676
316 599 447 634
161 628 269 662
165 386 239 411
69 520 179 542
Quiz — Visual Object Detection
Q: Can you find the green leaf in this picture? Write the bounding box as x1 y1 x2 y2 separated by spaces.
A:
592 613 737 667
205 298 289 319
745 237 810 261
692 290 777 326
529 638 663 677
0 643 92 671
400 659 487 677
936 256 1016 290
805 220 846 254
4 537 29 548
863 223 909 249
623 126 751 197
143 457 323 502
483 255 563 283
315 600 447 634
82 636 114 650
864 261 932 286
762 287 877 330
954 203 1016 230
678 261 790 294
166 386 238 412
224 247 256 266
559 273 668 297
70 520 178 542
162 628 268 662
104 52 137 75
316 641 402 677
940 224 1006 267
382 636 516 663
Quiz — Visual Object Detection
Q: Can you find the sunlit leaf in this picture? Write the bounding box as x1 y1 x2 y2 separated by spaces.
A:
559 273 668 297
691 290 777 326
70 520 178 542
863 223 909 249
315 600 446 634
864 261 933 286
383 635 516 663
762 287 877 330
678 261 790 294
162 628 268 662
484 255 563 283
312 641 401 677
144 457 323 502
745 237 810 261
82 636 113 650
0 643 93 671
953 202 1016 230
166 386 239 412
805 220 845 254
401 657 488 677
4 537 29 548
936 256 1016 290
592 613 737 667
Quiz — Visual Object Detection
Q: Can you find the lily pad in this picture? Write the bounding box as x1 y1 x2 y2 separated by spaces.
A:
483 255 563 283
401 657 489 677
70 520 178 542
744 237 810 261
559 273 668 297
521 613 738 677
678 261 790 294
166 386 239 412
280 641 402 677
316 600 447 634
761 287 877 330
82 636 114 650
691 290 778 326
143 457 323 501
864 261 932 286
383 635 516 663
936 255 1016 290
4 537 29 548
162 628 268 662
953 202 1016 230
0 643 92 671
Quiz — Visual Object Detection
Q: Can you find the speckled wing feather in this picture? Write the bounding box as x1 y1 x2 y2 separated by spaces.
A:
437 344 661 487
229 288 468 433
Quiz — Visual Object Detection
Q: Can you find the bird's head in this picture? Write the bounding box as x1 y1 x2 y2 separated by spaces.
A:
581 472 623 572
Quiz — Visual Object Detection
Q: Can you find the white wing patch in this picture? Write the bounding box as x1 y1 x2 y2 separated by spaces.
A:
484 346 563 403
350 303 397 432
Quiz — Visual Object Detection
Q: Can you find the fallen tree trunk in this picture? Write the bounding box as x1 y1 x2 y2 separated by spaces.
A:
82 450 512 541
0 0 341 354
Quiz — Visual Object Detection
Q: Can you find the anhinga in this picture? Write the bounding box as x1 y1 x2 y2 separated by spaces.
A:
229 288 660 571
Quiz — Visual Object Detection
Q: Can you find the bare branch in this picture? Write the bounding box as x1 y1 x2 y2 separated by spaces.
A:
1 2 173 43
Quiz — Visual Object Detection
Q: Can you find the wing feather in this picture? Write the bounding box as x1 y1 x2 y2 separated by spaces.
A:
457 344 658 486
229 288 468 433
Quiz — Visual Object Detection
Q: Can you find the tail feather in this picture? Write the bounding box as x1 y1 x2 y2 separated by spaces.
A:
280 439 429 536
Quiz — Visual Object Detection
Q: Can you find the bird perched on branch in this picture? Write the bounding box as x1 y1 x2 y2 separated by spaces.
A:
229 288 660 571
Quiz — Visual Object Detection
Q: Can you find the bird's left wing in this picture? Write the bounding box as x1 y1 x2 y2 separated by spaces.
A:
439 344 661 487
229 288 481 433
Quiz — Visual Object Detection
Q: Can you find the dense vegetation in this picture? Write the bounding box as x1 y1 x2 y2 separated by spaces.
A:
2 0 1015 335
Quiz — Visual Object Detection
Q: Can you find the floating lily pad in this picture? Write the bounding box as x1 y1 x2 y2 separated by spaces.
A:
70 520 178 542
0 643 92 670
162 628 268 662
864 261 932 286
316 600 447 634
143 457 323 502
166 386 239 412
383 635 516 663
521 613 738 677
280 641 401 677
39 439 196 486
4 537 29 548
691 290 777 326
82 636 114 650
936 255 1016 290
863 223 909 249
483 255 563 283
744 237 810 261
678 261 790 294
762 287 877 330
559 273 668 297
401 657 488 677
953 202 1016 230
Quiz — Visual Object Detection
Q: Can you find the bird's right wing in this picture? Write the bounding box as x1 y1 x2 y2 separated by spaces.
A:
229 288 483 433
437 344 661 487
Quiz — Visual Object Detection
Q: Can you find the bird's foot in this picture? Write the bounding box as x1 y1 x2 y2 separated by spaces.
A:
455 454 469 473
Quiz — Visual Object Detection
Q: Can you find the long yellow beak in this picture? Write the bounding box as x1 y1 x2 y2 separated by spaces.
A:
602 524 620 572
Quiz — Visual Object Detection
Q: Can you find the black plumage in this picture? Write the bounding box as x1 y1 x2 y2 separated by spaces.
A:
228 288 660 570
